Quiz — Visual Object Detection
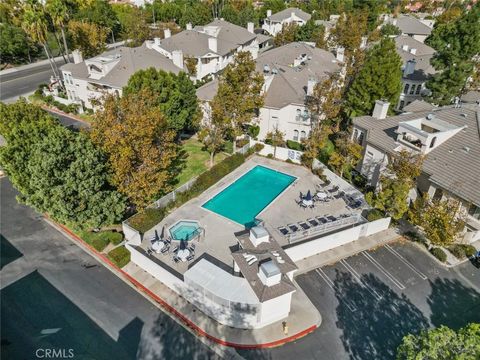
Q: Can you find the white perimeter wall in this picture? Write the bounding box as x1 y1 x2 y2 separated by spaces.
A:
259 292 293 325
285 217 391 262
250 139 303 163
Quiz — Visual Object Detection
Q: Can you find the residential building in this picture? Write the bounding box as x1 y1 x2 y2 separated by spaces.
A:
384 14 433 43
262 7 311 36
352 100 480 243
315 14 340 40
154 19 265 80
394 35 436 110
197 42 342 142
61 45 182 110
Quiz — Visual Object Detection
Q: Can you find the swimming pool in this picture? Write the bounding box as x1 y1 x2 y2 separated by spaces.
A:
169 220 200 241
202 165 296 226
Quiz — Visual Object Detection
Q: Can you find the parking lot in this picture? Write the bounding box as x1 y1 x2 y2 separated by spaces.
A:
239 240 480 360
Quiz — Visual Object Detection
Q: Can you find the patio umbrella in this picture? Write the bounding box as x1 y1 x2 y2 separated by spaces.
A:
305 190 312 201
160 226 165 240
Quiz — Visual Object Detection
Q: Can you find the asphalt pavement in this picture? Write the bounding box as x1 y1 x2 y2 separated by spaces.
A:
0 178 221 360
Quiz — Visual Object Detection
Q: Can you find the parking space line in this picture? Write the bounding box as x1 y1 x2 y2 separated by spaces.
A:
362 251 406 290
385 244 428 280
315 269 357 312
340 260 383 300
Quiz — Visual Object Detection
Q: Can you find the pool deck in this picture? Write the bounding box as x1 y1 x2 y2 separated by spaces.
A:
143 156 366 275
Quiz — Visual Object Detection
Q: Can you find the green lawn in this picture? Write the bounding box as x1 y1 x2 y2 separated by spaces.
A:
175 137 227 186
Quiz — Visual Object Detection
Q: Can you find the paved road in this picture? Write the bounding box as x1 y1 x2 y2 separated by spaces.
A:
0 178 220 360
239 241 480 360
0 59 66 102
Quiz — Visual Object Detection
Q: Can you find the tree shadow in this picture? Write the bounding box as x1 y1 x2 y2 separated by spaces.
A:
333 270 429 360
167 147 188 188
427 277 480 330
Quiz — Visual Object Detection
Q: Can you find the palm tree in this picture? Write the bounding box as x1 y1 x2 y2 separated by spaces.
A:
20 0 59 78
46 0 70 62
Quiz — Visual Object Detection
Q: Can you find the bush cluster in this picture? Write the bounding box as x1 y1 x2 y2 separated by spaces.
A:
448 244 477 259
108 246 130 268
79 230 124 251
367 209 385 222
430 247 447 263
128 153 246 233
286 140 304 151
403 230 424 243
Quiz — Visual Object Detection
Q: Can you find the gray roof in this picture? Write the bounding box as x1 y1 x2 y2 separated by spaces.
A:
256 33 272 44
395 14 433 36
402 99 437 113
353 105 480 206
196 42 340 108
232 229 297 302
395 35 436 81
462 91 480 104
61 44 182 88
267 7 311 22
161 19 256 57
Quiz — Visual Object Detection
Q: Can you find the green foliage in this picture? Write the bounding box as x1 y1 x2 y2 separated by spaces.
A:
403 230 425 244
74 0 120 35
430 247 447 262
286 140 303 151
345 38 402 117
68 20 108 58
252 143 264 153
397 323 480 360
448 244 477 260
147 0 212 28
367 208 385 222
123 68 200 133
381 24 401 37
108 246 130 268
128 208 167 234
78 230 122 251
0 23 40 64
248 125 260 139
425 4 480 105
294 19 323 43
220 3 258 27
112 4 150 46
367 179 410 221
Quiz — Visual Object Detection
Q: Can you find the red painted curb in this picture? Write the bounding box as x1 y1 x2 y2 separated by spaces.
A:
53 221 318 349
41 106 91 126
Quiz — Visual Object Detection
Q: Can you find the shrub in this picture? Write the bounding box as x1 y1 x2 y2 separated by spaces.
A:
264 138 273 145
267 153 274 158
404 230 424 243
79 230 124 250
248 125 260 139
253 143 264 153
128 208 167 234
367 209 385 222
236 138 249 148
319 139 335 164
312 167 323 177
285 158 293 163
448 244 477 259
108 246 130 268
286 140 303 151
430 247 447 263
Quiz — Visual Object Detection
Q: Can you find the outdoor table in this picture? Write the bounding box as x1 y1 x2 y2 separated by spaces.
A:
316 191 328 200
177 249 190 261
152 241 164 253
302 199 313 207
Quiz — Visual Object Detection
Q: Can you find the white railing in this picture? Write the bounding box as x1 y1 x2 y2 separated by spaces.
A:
151 176 198 209
285 214 365 244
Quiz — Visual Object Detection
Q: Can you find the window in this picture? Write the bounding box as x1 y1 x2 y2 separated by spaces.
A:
409 84 416 95
303 109 309 121
293 130 299 141
403 83 410 94
468 205 480 220
430 136 436 148
296 109 301 121
358 132 364 144
432 188 443 201
353 129 359 139
300 130 306 140
399 100 405 109
416 85 421 95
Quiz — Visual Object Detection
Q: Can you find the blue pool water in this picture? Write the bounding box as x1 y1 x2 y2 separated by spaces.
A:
202 165 296 226
169 221 200 241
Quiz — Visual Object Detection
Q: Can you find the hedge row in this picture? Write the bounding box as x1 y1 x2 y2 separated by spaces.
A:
78 230 124 251
128 152 249 233
448 244 477 259
430 247 447 263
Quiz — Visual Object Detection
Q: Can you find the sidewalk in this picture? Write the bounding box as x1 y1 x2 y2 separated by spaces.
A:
48 219 321 349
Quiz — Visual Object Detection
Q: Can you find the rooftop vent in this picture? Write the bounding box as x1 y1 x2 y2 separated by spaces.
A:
460 113 467 118
426 113 434 120
271 68 278 74
463 146 470 153
249 226 269 247
258 260 281 287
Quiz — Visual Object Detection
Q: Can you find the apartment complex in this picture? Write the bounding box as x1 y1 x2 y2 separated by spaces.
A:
352 100 480 243
197 42 342 142
262 7 311 36
384 14 434 43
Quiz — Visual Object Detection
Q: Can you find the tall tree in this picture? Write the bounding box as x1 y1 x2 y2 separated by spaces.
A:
123 68 200 133
425 4 480 105
90 90 179 209
67 20 108 58
112 4 150 46
301 123 332 169
274 22 298 46
211 51 264 151
328 133 362 178
198 104 229 167
0 23 40 64
345 38 402 117
396 323 480 360
74 0 119 37
46 0 70 62
20 0 59 78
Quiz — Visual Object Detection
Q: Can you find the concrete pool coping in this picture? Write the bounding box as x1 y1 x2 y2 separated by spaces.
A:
168 219 201 241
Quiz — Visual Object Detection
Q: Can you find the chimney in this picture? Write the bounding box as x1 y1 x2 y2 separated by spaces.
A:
360 36 368 49
172 50 184 70
208 37 217 53
402 44 409 51
258 260 281 287
336 46 345 62
392 19 397 26
186 23 192 30
372 100 390 119
154 37 161 46
409 48 417 55
291 11 296 19
247 22 254 34
307 78 317 96
267 9 272 17
72 49 83 64
164 28 171 39
403 59 416 77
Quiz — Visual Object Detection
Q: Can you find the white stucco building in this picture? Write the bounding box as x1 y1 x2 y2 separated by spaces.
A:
383 14 433 43
197 42 343 142
352 100 480 243
262 7 312 36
